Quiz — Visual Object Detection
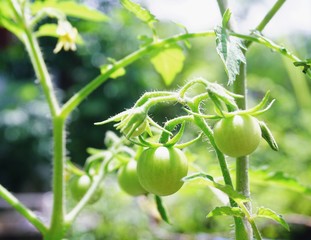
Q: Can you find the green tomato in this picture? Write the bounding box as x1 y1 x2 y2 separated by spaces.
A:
70 175 102 204
118 160 148 196
213 114 261 158
137 146 188 196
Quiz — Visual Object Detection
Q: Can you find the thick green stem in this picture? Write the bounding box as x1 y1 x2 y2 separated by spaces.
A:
217 0 253 240
216 0 287 238
235 154 252 239
9 1 60 116
191 107 249 239
234 23 254 240
18 2 65 238
216 0 228 17
234 1 287 238
47 117 66 240
233 64 250 217
8 0 60 118
216 0 252 238
23 29 60 116
8 1 65 239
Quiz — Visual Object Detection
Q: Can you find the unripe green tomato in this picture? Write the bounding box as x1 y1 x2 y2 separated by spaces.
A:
118 160 148 196
213 114 261 158
137 146 188 196
70 175 102 204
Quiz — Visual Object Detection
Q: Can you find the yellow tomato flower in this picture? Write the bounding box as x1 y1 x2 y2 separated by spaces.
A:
53 21 78 54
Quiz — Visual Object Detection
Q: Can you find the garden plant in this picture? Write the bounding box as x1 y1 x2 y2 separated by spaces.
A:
0 0 310 239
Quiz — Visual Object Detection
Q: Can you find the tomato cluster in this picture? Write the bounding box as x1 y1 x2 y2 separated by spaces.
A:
117 146 188 197
213 114 261 157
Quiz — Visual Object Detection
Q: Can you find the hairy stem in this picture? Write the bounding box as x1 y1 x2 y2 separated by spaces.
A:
9 1 60 116
47 117 66 240
216 0 252 238
191 106 249 239
7 0 61 117
23 28 60 116
216 0 288 239
159 115 194 144
232 32 311 79
60 31 215 118
60 26 309 120
189 103 233 199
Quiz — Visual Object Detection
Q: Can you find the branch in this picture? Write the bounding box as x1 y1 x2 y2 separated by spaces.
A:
230 32 311 79
60 31 215 118
0 185 48 235
246 0 287 48
9 0 60 117
255 0 287 32
59 24 311 119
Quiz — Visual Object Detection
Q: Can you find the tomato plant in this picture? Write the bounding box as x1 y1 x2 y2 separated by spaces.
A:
118 160 147 196
137 146 188 196
213 114 262 157
1 0 309 239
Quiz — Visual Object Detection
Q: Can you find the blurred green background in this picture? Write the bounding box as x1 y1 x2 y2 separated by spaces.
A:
0 0 310 239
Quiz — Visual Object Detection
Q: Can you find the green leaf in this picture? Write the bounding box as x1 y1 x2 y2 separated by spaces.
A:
183 173 248 204
250 170 311 195
150 46 185 86
120 0 157 25
155 195 170 224
255 207 289 231
31 1 109 22
258 121 279 151
266 171 309 193
215 10 246 85
207 206 245 218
